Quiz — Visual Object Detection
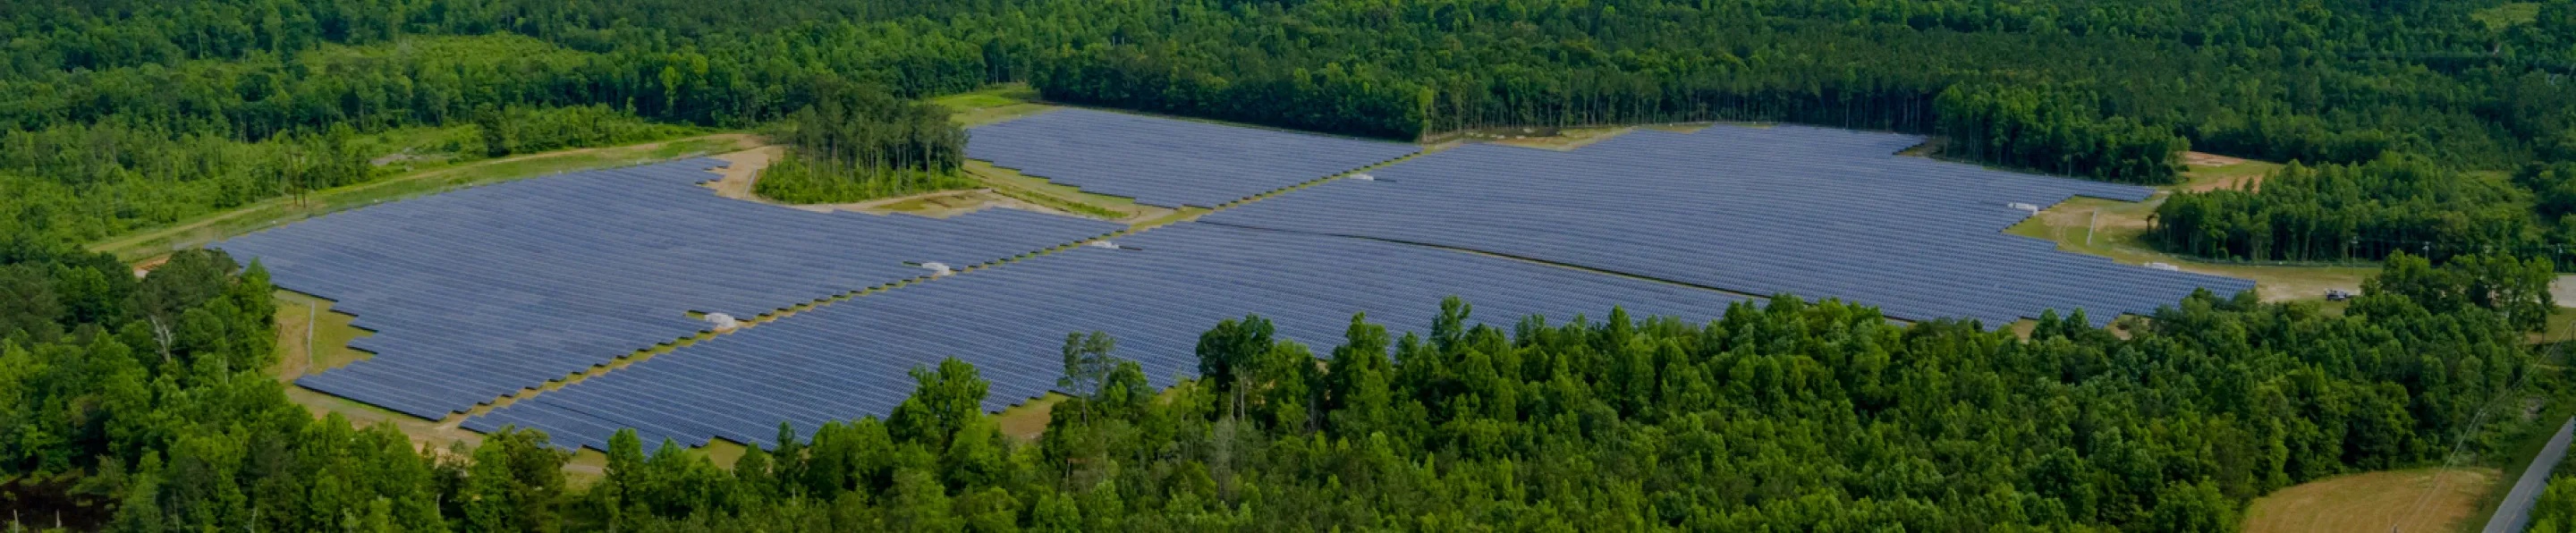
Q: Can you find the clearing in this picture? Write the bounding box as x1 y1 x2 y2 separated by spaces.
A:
96 133 763 262
270 290 486 453
2241 468 2499 533
939 84 1055 127
2007 155 2378 302
717 84 1165 223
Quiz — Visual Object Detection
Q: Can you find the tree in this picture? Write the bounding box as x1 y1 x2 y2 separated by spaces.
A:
1195 315 1275 421
889 358 989 448
1056 331 1117 425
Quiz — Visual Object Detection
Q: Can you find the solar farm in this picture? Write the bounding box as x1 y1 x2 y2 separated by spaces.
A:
214 159 1121 418
224 107 2255 451
469 223 1748 451
1204 124 2254 326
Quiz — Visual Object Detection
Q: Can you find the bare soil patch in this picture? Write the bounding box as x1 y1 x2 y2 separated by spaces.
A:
2242 468 2498 533
702 145 784 199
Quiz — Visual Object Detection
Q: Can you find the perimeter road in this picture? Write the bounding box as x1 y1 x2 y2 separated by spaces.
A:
2485 416 2576 533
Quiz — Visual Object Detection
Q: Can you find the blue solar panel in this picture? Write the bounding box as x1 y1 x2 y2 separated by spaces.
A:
1200 124 2253 326
214 158 1123 419
467 223 1749 452
964 108 1420 208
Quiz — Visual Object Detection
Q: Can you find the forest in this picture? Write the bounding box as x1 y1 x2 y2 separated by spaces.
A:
0 233 2563 530
5 0 2575 252
753 80 977 205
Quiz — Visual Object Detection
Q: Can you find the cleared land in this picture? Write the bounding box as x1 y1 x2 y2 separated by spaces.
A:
2006 156 2379 303
2241 468 2498 533
219 158 1121 419
717 85 1157 222
963 107 1420 208
96 133 761 262
472 222 1748 452
270 290 486 453
1207 123 2245 326
937 84 1056 127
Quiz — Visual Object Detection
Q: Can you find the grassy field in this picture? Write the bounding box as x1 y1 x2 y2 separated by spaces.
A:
963 160 1172 221
267 290 494 452
2242 468 2502 533
94 133 759 262
270 291 373 378
937 84 1055 127
994 393 1068 442
2004 156 2384 303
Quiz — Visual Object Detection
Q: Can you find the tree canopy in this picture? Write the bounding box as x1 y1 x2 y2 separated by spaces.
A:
10 0 2576 248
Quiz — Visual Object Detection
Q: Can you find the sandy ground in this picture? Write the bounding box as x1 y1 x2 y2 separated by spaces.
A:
2242 468 2498 533
703 145 784 199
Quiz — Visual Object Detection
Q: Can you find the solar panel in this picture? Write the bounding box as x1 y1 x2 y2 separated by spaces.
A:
1199 124 2253 326
965 108 1420 208
466 223 1749 452
214 158 1123 419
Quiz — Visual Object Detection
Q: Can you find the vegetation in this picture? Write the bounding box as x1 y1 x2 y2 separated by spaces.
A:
11 0 2576 250
1934 84 2188 184
2151 157 2561 266
2533 471 2576 533
3 232 2565 529
754 82 977 204
8 0 2576 528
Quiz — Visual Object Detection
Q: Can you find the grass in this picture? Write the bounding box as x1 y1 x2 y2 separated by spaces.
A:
962 160 1161 221
2004 156 2381 303
267 290 494 453
936 84 1055 127
994 393 1068 442
269 290 374 378
2474 3 2543 30
2241 467 2502 533
92 133 758 262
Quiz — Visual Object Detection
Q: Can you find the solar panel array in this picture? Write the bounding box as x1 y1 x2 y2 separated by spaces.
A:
1203 124 2255 326
468 223 1746 451
963 108 1420 208
214 159 1123 419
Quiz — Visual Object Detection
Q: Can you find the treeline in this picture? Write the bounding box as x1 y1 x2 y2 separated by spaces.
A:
13 0 2576 249
753 81 976 204
2536 470 2576 533
1935 84 2189 184
0 21 981 244
473 105 686 159
2151 156 2549 265
1013 0 2575 169
564 280 2555 530
7 240 2561 529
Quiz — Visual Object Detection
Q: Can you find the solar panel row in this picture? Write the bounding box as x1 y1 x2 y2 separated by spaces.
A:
963 108 1421 208
467 223 1748 452
215 158 1124 418
1202 124 2254 326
